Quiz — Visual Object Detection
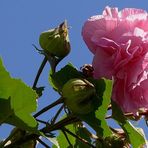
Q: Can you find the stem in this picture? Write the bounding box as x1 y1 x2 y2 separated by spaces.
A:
36 119 47 124
61 129 73 147
45 51 64 74
106 111 148 119
41 115 80 133
48 58 56 74
34 97 63 118
5 116 79 147
63 127 96 148
51 105 64 124
32 57 47 89
37 138 51 148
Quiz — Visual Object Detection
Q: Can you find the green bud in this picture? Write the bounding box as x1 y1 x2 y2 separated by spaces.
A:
62 78 96 114
39 20 70 58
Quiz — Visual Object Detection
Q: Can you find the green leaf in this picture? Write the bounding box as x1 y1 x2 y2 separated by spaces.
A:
79 78 112 138
49 69 58 91
112 101 146 148
0 58 38 131
49 63 84 91
95 79 112 137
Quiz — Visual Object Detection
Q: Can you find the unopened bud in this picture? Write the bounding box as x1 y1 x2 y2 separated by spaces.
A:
62 78 96 114
39 20 70 58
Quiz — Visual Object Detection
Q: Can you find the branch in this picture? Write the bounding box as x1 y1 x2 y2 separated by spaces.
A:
41 115 80 133
34 97 63 118
37 138 50 148
63 127 96 148
106 110 148 119
36 119 47 124
4 115 79 147
61 129 73 147
51 105 64 124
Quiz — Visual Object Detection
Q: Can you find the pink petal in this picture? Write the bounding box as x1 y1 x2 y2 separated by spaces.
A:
82 17 118 53
92 46 115 79
120 8 147 19
103 6 119 18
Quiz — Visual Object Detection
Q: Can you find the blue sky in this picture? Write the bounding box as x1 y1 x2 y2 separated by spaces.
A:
0 0 148 146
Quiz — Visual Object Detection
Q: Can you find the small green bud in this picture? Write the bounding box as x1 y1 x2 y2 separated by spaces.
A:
62 78 96 114
39 20 70 58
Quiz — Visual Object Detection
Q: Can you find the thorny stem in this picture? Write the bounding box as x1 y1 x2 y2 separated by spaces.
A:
33 97 63 118
32 57 47 89
63 127 96 148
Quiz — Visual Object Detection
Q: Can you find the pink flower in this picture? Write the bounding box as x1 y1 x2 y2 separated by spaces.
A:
82 6 148 113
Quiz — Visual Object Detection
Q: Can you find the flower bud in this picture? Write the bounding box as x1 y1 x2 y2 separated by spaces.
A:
62 78 96 114
39 20 70 58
